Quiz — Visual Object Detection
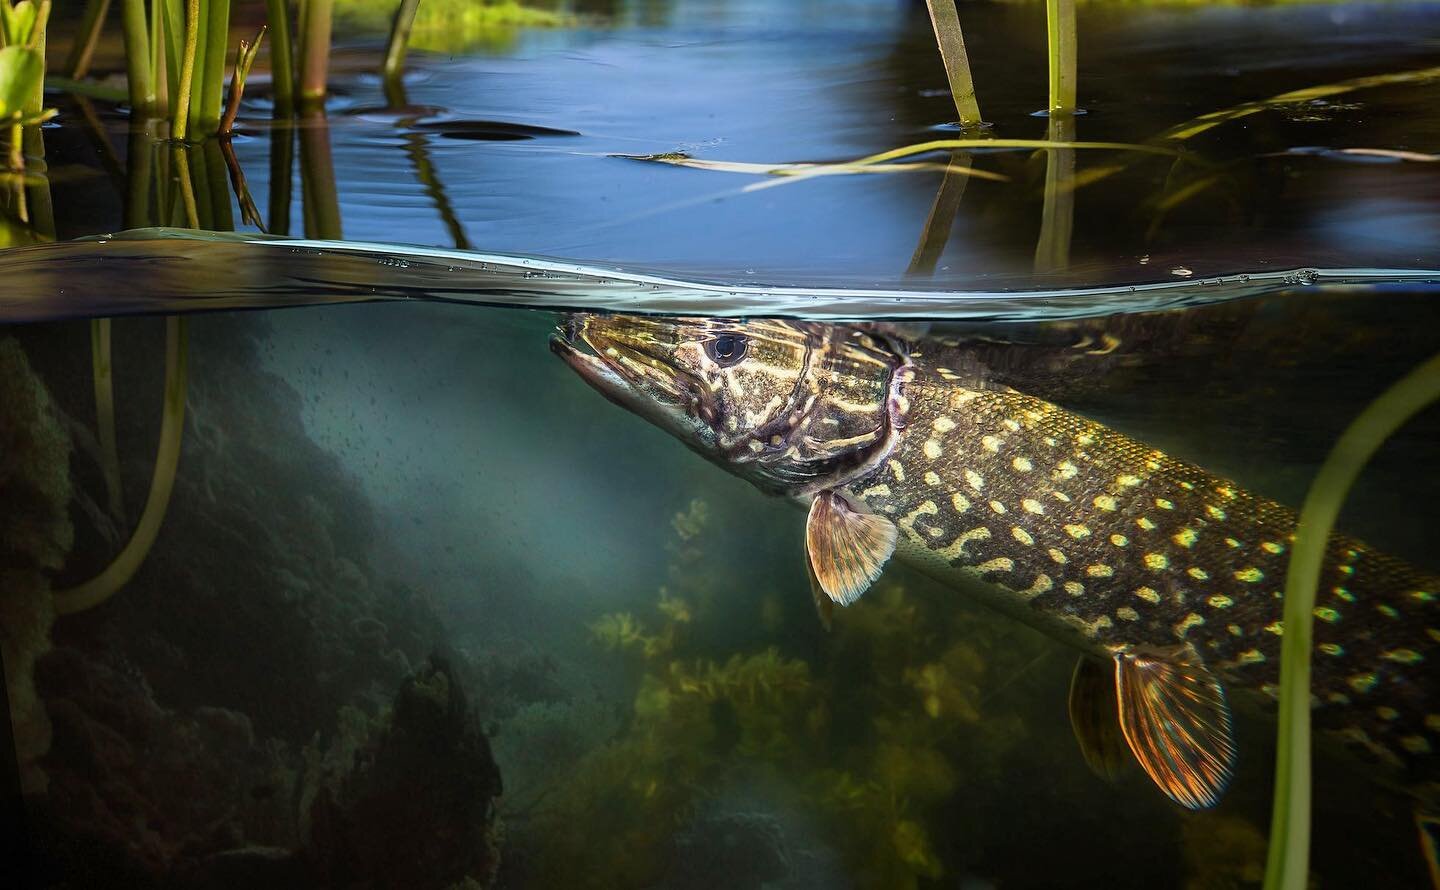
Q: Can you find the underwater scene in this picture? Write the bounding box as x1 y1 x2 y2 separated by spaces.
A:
2 0 1439 887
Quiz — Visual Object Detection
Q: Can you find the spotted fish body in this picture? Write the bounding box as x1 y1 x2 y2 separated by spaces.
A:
551 314 1439 812
848 362 1440 799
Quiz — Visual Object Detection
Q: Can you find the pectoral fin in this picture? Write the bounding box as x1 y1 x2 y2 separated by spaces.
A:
805 490 897 607
1114 645 1236 810
1416 808 1440 889
1068 656 1127 782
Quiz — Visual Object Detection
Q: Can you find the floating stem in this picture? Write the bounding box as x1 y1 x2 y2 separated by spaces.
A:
54 317 188 617
1263 353 1440 890
90 318 125 523
922 0 982 125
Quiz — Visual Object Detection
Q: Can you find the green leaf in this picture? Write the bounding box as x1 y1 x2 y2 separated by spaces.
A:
0 1 38 47
0 45 42 118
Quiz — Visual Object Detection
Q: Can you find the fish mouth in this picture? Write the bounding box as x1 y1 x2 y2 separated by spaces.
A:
550 313 701 432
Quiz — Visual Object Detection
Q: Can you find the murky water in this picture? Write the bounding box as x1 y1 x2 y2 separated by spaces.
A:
3 1 1440 887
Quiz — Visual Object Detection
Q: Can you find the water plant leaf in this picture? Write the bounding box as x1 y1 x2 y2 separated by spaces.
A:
0 45 41 118
0 0 38 47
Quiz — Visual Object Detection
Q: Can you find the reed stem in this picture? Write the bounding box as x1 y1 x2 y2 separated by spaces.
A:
90 318 125 523
1045 0 1077 113
1262 353 1440 890
264 0 295 115
922 0 982 125
199 0 231 130
299 0 333 105
120 0 155 114
172 0 201 141
383 0 421 84
65 0 111 79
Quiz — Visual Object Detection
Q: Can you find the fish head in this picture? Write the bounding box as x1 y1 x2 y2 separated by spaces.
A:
552 314 910 493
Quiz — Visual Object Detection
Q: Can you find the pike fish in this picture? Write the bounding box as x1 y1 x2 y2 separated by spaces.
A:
551 314 1439 832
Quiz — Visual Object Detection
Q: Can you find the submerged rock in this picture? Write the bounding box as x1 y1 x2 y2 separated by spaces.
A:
307 656 503 889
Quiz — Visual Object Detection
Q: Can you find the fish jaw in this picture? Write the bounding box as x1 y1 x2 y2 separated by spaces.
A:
550 315 717 451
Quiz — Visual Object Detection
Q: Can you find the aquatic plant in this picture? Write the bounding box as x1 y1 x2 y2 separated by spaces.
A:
1264 352 1440 890
0 0 54 171
1046 0 1077 113
53 317 188 615
337 0 570 55
218 26 265 136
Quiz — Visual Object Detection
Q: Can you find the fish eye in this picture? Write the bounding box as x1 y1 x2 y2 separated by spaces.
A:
705 333 749 367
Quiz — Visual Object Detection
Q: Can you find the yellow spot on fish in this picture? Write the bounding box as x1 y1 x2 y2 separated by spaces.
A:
1237 649 1265 665
1426 715 1440 732
924 439 943 460
1174 613 1205 638
1048 548 1068 565
1179 481 1195 491
1319 643 1344 656
1430 629 1440 643
1331 587 1354 603
1093 495 1118 512
1313 607 1340 623
1054 460 1079 481
1022 498 1045 515
1003 418 1022 432
1044 436 1058 447
1110 534 1129 547
1265 620 1284 635
1377 604 1400 619
1064 581 1085 596
1051 491 1072 503
1189 567 1211 581
1225 537 1242 549
1206 505 1227 521
981 435 1002 453
1144 553 1169 570
1207 594 1233 609
1235 567 1264 583
1087 564 1115 578
1216 485 1237 500
932 416 956 433
1136 517 1157 531
1117 474 1141 487
989 500 1007 515
1228 624 1242 636
1155 498 1174 510
1340 565 1355 576
1022 574 1054 598
1135 587 1161 604
1262 541 1285 555
1065 524 1091 540
1402 736 1433 755
1116 607 1140 621
1377 706 1399 721
1413 590 1436 603
951 493 972 513
921 471 942 488
1348 673 1377 693
1328 693 1351 705
1173 528 1198 548
977 557 1014 574
888 460 905 482
1382 648 1424 665
1012 527 1034 546
928 527 944 538
964 469 985 491
1012 456 1034 472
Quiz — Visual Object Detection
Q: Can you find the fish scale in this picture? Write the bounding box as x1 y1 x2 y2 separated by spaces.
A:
849 362 1440 793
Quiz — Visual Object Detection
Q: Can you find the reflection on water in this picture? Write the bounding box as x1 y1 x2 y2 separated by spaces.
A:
5 1 1440 888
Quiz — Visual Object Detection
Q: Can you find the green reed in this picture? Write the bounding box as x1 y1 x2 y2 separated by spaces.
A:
923 0 982 125
1045 0 1077 113
1264 353 1440 890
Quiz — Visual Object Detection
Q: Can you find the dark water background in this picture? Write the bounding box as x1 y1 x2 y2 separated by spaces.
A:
2 0 1440 887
